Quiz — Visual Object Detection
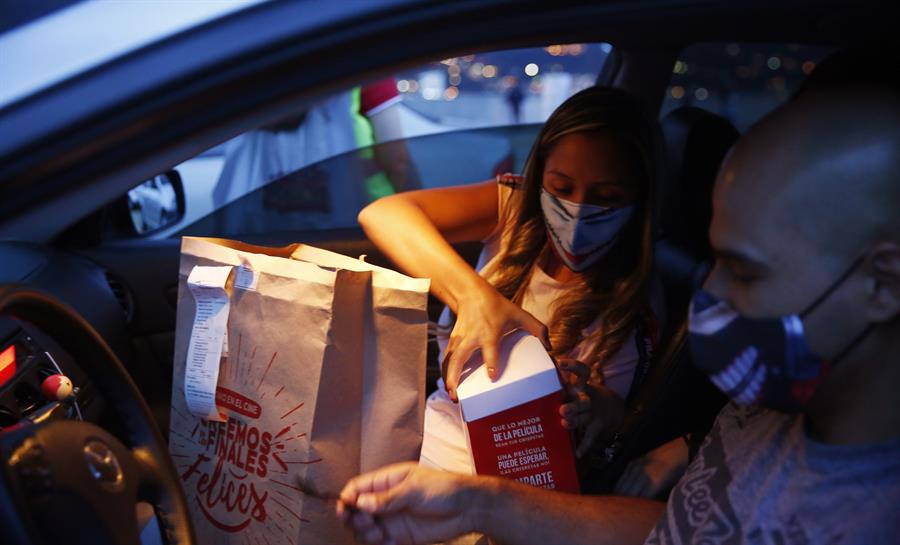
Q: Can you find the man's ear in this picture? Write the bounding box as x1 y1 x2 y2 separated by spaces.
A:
865 241 900 323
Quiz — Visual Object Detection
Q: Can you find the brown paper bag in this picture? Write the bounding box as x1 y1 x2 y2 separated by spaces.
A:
169 237 428 545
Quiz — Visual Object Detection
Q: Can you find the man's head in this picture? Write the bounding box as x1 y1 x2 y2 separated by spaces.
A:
704 85 900 415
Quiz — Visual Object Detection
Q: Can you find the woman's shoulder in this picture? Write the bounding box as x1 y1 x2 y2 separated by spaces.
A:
481 172 526 245
466 173 527 277
496 172 525 190
494 172 526 226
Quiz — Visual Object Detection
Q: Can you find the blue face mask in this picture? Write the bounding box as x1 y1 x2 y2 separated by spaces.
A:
687 258 872 412
540 188 633 272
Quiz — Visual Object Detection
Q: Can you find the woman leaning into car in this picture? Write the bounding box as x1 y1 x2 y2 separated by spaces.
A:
358 86 663 475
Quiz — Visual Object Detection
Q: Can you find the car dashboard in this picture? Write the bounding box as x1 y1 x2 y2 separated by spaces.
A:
0 241 134 433
0 319 105 429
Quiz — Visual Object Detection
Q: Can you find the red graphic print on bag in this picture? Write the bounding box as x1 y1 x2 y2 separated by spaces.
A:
170 339 323 540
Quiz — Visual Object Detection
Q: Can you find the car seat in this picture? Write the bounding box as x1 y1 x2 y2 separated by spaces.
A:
583 107 737 493
659 106 740 261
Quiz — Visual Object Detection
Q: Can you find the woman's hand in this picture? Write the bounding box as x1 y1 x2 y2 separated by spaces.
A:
441 281 550 402
558 359 625 458
614 437 690 499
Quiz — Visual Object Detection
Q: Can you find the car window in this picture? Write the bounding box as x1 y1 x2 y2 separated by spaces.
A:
140 43 611 239
177 124 542 238
394 43 613 132
660 43 834 131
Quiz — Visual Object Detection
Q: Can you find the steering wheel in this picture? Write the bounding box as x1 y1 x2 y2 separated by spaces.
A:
0 286 195 545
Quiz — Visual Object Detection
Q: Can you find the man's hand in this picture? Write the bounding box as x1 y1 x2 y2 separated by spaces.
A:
337 462 479 545
339 461 665 545
558 359 625 458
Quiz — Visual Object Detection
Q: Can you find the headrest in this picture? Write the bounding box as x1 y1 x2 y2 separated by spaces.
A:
660 107 739 260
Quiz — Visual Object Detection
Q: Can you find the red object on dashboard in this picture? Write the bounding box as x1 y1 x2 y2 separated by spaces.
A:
0 345 15 385
41 374 74 401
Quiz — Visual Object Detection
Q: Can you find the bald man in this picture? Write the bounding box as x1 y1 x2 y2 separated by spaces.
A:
335 84 900 545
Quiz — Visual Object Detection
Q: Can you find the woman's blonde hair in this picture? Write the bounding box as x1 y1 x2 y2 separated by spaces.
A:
488 86 661 374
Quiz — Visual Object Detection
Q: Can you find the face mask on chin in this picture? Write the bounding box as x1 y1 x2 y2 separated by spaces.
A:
540 187 634 272
687 257 874 413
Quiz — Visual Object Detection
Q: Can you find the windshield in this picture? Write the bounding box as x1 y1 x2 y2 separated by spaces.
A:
0 0 268 109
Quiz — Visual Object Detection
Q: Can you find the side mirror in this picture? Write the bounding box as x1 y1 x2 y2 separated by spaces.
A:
126 170 185 236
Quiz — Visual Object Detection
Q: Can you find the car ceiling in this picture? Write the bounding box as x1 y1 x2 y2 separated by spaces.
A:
0 0 78 34
0 0 893 244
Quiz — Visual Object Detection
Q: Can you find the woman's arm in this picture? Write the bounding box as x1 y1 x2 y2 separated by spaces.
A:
357 181 498 312
358 182 549 399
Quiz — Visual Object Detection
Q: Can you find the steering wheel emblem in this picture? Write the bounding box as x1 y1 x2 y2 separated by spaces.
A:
83 439 124 491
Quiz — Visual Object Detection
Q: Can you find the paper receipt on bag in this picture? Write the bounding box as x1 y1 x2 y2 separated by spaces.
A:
234 263 259 291
185 265 232 422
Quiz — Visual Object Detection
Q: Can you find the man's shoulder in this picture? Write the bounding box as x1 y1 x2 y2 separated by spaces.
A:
698 403 798 469
715 402 790 435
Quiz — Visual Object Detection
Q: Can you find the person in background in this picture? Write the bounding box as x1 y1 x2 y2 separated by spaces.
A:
506 79 524 123
212 78 419 233
338 80 900 545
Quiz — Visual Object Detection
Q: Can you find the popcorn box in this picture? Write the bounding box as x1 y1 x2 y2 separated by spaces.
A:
457 332 579 492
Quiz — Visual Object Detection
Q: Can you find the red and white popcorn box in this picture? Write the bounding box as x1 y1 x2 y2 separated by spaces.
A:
457 332 579 493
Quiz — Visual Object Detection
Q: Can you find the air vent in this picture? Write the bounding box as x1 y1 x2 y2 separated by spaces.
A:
0 405 17 428
37 364 58 381
105 272 134 323
14 383 41 414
